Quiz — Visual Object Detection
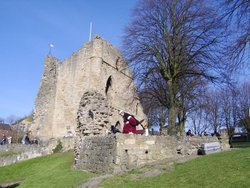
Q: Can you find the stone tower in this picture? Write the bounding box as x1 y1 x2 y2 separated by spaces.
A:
31 36 147 141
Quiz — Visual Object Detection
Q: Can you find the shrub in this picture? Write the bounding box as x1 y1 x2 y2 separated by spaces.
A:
52 140 63 153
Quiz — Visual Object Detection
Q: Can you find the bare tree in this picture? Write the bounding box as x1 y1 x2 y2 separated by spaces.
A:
123 0 226 135
190 108 210 135
204 90 223 134
189 91 210 135
238 81 250 132
0 117 5 124
219 85 240 136
139 89 168 133
220 0 250 70
6 115 19 125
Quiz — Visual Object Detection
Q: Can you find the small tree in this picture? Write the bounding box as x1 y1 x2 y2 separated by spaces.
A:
53 140 63 153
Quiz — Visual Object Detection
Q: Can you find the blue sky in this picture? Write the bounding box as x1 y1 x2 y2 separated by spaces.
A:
0 0 137 119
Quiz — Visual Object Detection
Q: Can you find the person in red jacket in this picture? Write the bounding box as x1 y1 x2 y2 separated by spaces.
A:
119 111 137 134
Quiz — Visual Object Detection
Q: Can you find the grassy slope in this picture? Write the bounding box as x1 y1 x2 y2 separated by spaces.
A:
0 151 94 188
1 148 250 188
100 148 250 188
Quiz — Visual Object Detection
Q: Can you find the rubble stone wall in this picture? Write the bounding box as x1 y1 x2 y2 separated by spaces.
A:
32 56 59 139
75 134 230 174
0 138 74 167
75 136 116 173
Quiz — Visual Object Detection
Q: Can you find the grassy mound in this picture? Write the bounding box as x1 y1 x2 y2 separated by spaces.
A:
100 148 250 188
0 151 94 188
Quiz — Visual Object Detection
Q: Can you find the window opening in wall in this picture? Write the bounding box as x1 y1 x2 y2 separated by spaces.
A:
105 76 112 94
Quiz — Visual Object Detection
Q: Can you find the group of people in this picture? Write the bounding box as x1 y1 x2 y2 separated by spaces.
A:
21 130 38 145
186 129 194 137
0 131 38 145
186 130 221 137
0 133 9 145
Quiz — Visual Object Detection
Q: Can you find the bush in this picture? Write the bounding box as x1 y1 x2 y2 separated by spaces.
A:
52 140 63 153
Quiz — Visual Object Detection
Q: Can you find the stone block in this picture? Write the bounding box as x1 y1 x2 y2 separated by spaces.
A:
124 138 136 145
145 140 156 145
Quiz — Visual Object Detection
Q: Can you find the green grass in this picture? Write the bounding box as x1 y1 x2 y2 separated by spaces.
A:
231 141 250 148
100 148 250 188
0 151 95 188
1 148 250 188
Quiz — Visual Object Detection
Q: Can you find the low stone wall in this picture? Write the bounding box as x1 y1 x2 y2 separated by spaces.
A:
76 136 116 173
0 138 74 167
75 134 230 174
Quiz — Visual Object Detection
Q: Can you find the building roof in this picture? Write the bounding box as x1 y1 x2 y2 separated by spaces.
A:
0 123 11 130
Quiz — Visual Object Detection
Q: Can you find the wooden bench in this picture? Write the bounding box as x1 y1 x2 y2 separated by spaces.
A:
198 142 221 155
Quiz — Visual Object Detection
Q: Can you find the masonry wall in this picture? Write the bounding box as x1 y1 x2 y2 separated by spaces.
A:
32 56 59 138
32 36 147 140
76 136 116 173
75 134 230 174
0 138 74 167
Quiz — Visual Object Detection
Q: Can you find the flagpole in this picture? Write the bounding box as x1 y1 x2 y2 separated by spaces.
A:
49 44 54 55
89 22 92 42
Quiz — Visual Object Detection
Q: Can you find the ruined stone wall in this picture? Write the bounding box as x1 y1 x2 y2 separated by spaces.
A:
0 138 74 167
32 56 59 138
50 44 93 139
32 36 147 140
75 136 116 173
75 134 230 174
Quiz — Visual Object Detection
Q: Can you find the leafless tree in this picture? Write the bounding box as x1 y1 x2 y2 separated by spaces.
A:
189 91 210 135
0 117 5 124
203 90 223 134
220 0 250 71
139 89 168 133
190 108 210 135
219 85 240 136
176 76 208 135
123 0 226 135
6 115 19 125
237 81 250 132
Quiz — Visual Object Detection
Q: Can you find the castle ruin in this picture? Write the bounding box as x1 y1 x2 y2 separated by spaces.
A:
12 36 231 174
31 36 147 140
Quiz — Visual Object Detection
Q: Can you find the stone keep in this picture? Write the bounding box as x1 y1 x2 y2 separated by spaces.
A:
31 36 147 140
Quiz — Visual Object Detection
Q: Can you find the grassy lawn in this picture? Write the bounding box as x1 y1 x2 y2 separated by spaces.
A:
1 148 250 188
0 151 95 188
231 141 250 148
100 148 250 188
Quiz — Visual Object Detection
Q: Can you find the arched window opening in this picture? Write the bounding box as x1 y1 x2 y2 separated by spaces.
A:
105 76 112 94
